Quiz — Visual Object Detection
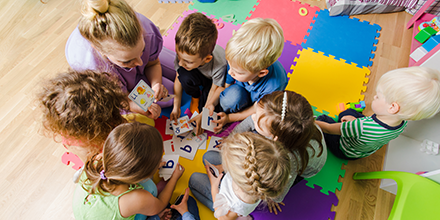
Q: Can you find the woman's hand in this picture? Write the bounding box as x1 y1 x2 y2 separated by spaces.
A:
152 83 168 102
146 103 161 119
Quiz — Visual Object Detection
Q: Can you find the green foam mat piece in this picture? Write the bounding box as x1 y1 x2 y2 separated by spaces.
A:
312 106 337 121
189 0 258 25
304 150 348 195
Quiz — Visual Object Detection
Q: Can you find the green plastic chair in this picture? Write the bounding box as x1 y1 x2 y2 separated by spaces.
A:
353 171 440 220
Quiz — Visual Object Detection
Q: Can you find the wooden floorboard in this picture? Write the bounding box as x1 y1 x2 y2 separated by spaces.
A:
0 0 411 219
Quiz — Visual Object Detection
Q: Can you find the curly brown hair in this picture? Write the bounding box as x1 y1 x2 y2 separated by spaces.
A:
37 69 129 153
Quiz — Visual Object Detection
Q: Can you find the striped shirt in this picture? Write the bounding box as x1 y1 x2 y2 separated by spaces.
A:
340 114 407 158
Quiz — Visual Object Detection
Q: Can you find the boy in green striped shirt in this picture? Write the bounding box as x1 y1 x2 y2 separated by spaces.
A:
315 67 440 159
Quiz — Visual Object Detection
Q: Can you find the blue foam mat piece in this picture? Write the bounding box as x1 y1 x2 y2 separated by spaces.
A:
302 9 381 68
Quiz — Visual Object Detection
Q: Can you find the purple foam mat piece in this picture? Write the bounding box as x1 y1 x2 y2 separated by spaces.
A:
279 41 302 74
251 180 338 220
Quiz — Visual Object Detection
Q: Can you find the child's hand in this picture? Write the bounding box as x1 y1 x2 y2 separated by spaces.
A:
340 115 356 122
170 188 190 216
189 114 204 136
171 163 185 180
152 83 168 102
267 199 285 215
170 107 181 122
206 164 224 188
146 103 161 119
213 112 229 133
158 208 172 220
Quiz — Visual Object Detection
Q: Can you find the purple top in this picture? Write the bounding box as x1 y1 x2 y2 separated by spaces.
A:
65 13 163 93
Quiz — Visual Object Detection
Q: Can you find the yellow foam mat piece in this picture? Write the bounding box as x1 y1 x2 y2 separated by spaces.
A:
153 137 217 220
286 48 370 118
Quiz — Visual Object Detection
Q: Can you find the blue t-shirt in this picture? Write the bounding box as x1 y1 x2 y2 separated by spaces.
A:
225 60 287 102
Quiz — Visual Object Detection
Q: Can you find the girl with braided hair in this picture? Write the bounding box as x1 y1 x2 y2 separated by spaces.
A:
231 90 327 214
72 122 199 220
189 132 291 220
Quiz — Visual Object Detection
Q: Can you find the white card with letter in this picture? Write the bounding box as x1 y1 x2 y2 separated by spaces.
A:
201 107 218 132
128 80 155 112
207 136 222 152
172 116 193 135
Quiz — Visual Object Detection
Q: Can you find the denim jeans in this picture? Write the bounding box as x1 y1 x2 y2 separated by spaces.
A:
188 151 223 211
172 195 201 220
219 84 252 113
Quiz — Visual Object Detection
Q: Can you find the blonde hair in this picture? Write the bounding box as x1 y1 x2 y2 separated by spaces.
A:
225 18 284 73
84 122 163 195
37 70 129 152
221 132 291 201
377 66 440 120
78 0 141 53
175 12 218 58
257 91 324 175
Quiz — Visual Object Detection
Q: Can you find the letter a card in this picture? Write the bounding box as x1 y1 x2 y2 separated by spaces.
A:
201 107 218 132
128 80 155 112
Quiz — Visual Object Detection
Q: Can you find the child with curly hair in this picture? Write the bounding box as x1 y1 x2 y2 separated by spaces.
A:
37 69 130 164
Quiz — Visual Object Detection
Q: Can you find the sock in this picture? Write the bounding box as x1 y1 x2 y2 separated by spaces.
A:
190 97 200 114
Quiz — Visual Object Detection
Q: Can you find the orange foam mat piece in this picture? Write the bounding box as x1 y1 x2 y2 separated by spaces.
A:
286 48 370 118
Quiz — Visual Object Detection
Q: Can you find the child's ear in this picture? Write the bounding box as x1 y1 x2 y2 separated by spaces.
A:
257 69 269 78
203 55 213 64
388 102 400 114
273 136 279 141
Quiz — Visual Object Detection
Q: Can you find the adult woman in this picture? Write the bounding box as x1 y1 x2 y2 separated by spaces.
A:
66 0 176 119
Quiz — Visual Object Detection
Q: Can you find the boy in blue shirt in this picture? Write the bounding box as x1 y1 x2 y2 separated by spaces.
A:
213 18 287 133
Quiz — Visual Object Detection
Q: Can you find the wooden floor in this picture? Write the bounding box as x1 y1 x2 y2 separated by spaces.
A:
0 0 412 219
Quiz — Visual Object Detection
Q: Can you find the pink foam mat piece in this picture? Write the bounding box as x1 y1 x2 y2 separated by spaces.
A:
248 0 320 45
163 9 241 51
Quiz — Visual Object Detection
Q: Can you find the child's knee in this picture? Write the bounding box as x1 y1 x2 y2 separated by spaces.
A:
219 85 251 113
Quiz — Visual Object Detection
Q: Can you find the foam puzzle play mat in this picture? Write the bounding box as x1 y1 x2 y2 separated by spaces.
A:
64 0 381 219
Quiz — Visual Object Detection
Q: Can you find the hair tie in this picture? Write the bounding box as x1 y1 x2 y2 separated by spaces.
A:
281 91 287 121
100 170 107 180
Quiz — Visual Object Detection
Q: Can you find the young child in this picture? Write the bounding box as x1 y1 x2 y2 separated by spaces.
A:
189 132 291 219
73 122 198 220
171 12 227 126
37 70 129 164
214 18 287 133
232 90 327 214
315 66 440 160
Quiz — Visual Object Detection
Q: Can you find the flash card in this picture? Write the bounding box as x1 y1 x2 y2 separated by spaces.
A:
159 155 180 181
163 140 178 155
201 107 218 132
165 119 174 135
128 80 155 112
176 139 199 160
207 136 222 152
172 116 193 135
204 159 219 178
159 94 175 103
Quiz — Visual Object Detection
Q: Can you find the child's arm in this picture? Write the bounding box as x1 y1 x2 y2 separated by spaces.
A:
213 106 256 133
119 163 185 217
190 84 225 135
206 167 239 220
171 72 183 122
314 121 342 135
